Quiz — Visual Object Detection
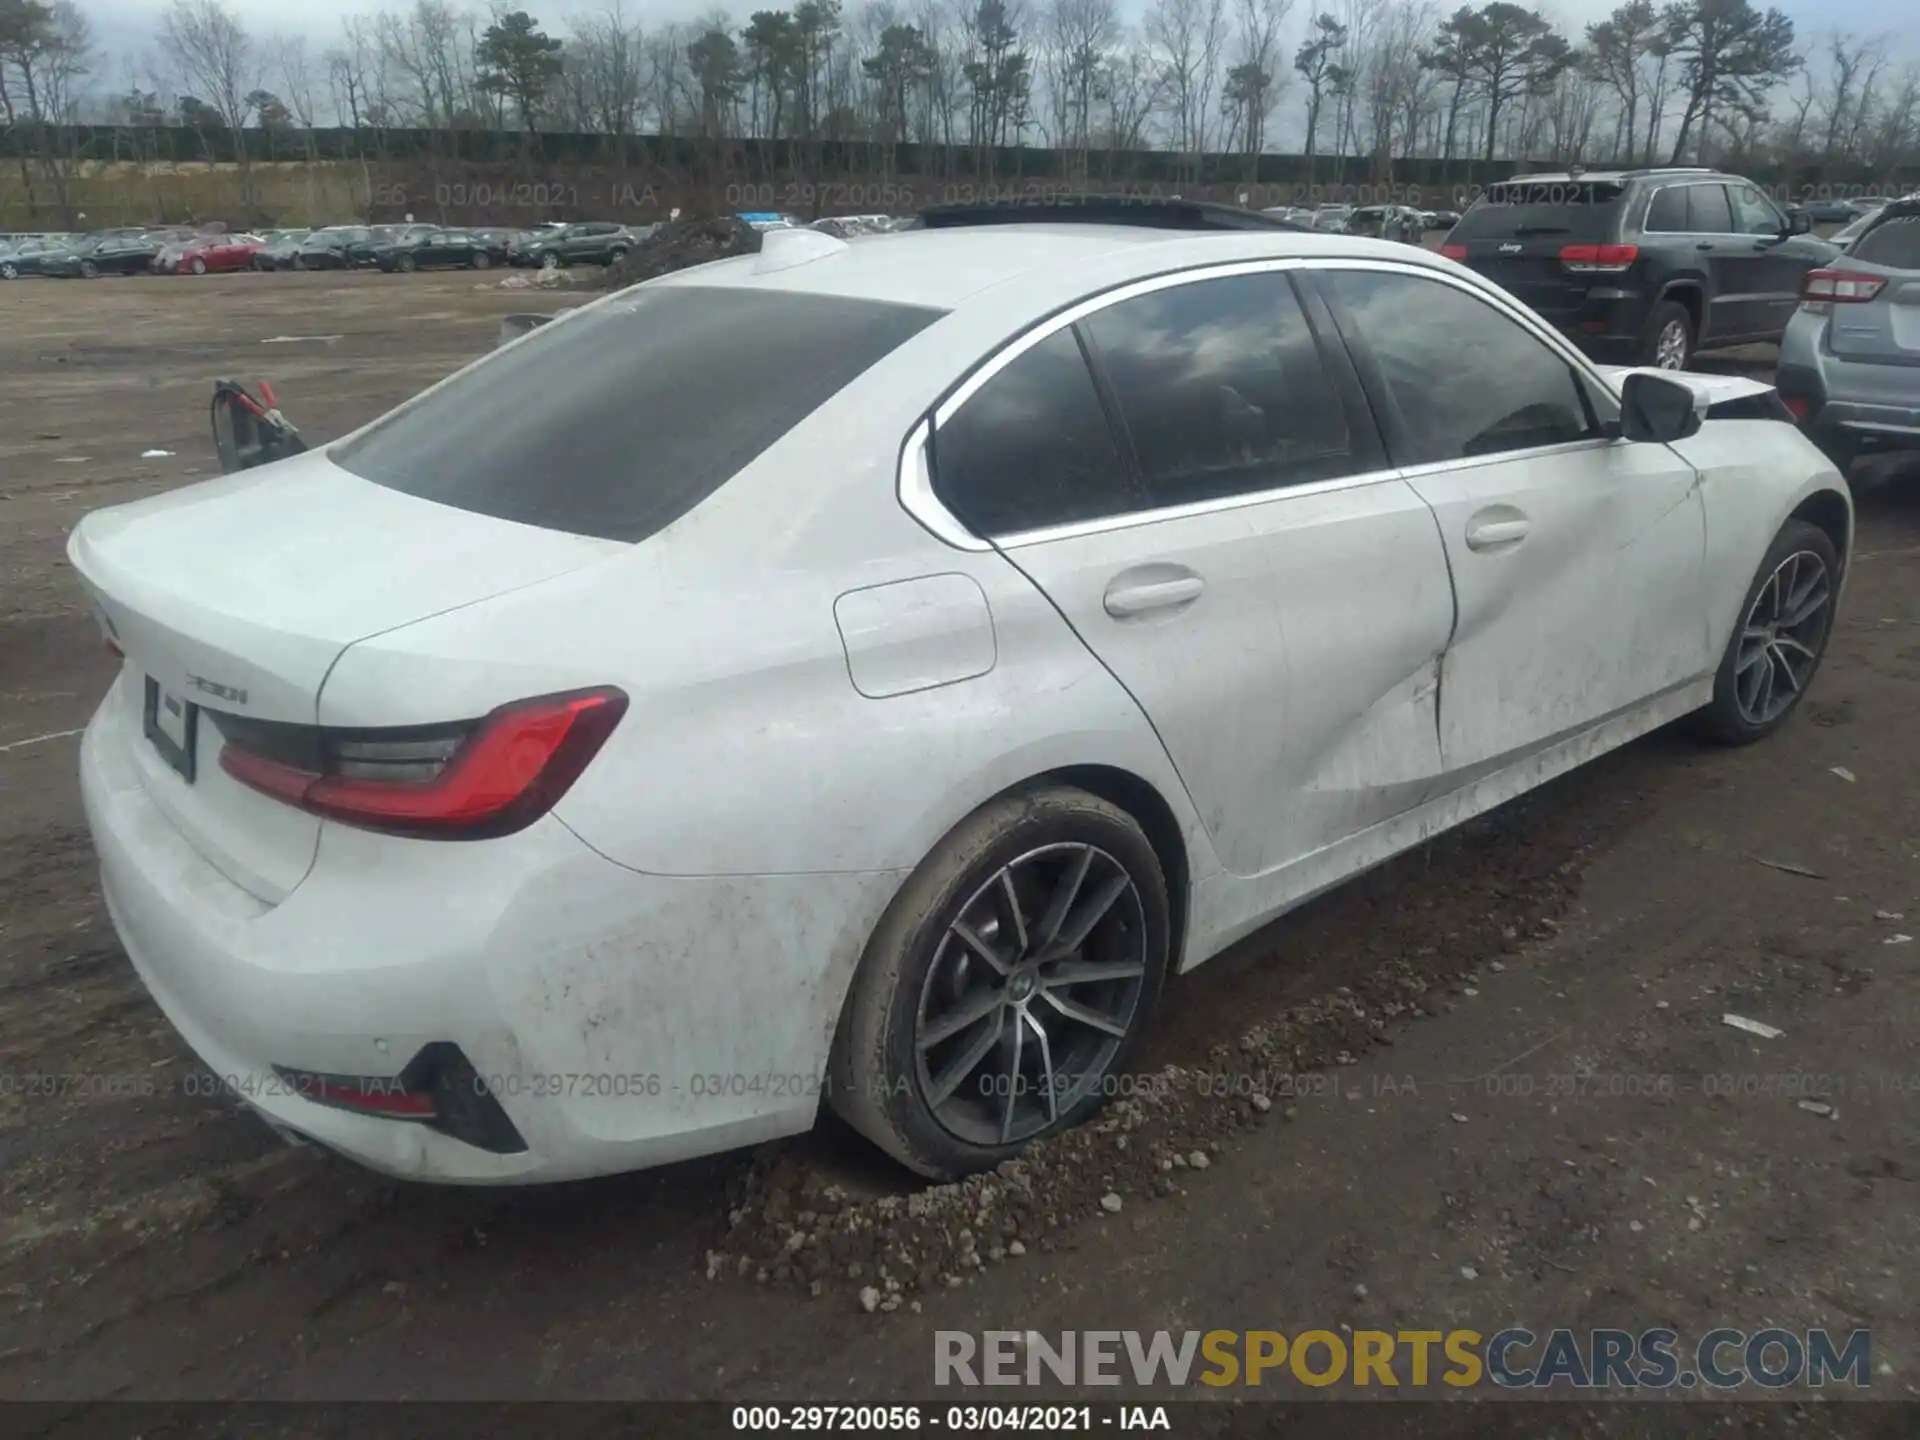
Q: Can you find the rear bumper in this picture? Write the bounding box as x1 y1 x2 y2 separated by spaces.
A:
1776 317 1920 453
80 691 901 1184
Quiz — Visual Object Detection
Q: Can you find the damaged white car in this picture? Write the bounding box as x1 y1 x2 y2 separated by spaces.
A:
71 202 1850 1184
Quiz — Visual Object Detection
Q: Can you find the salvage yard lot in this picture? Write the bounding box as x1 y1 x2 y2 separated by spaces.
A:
1 271 1918 1431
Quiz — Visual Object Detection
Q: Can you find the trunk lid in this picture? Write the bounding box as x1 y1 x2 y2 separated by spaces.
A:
1824 204 1920 367
1447 181 1629 326
70 450 622 902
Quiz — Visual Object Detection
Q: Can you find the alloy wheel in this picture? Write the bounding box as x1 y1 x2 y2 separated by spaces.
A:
1734 549 1831 726
914 842 1147 1147
0 264 16 280
1655 319 1689 370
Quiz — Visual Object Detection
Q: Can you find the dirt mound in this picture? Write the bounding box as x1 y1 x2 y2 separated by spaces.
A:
596 214 764 289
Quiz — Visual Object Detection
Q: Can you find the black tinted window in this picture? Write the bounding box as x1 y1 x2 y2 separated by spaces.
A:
1645 187 1688 232
334 288 942 542
1079 272 1354 507
1451 182 1626 242
1321 271 1594 465
933 328 1133 535
1686 185 1733 233
1850 210 1920 269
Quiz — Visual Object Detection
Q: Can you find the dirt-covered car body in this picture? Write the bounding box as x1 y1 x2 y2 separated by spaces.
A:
70 221 1849 1185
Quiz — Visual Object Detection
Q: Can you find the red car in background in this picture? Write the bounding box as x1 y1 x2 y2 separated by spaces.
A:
170 233 267 274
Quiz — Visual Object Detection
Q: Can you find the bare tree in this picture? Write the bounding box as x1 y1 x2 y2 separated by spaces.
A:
1039 0 1117 172
159 0 258 183
1146 0 1228 180
1220 0 1292 178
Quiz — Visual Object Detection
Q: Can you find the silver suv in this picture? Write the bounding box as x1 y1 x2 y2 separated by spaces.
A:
1775 195 1920 470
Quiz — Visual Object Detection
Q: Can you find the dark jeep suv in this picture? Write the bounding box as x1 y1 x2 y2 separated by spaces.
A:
1441 168 1837 369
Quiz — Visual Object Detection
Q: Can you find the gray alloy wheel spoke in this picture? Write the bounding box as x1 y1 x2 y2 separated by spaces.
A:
1047 870 1135 958
1775 633 1819 662
1039 988 1130 1038
919 985 1004 1050
1022 1010 1059 1124
926 1010 1006 1107
1034 848 1093 949
951 918 1012 977
996 869 1030 957
999 1009 1025 1143
1043 957 1147 987
1769 643 1807 695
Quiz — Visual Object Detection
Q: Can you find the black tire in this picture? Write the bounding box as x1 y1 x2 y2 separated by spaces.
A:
293 254 306 271
1688 518 1839 745
1639 299 1694 370
607 246 628 265
80 260 97 279
396 253 415 273
472 251 491 270
189 256 207 275
829 785 1171 1180
539 250 560 270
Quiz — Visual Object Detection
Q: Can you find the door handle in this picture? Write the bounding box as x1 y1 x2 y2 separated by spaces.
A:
1465 515 1530 551
1103 575 1205 618
1695 241 1715 251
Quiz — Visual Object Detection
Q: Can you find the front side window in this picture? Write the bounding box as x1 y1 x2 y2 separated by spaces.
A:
1686 185 1734 234
1728 183 1784 236
1078 271 1356 509
1318 270 1595 466
932 328 1135 536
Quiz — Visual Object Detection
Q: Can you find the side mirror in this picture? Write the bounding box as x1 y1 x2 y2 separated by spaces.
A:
1620 371 1704 444
210 379 307 473
1786 209 1814 235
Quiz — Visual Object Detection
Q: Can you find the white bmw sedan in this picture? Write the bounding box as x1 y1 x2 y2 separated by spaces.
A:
72 206 1850 1183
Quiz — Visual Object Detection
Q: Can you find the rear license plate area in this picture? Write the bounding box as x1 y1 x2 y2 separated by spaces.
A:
143 677 198 782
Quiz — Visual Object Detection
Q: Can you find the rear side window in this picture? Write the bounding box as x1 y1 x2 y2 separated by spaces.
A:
1645 187 1688 232
1851 209 1920 269
1319 270 1595 465
333 287 943 542
1079 272 1355 508
1450 182 1626 242
933 328 1134 536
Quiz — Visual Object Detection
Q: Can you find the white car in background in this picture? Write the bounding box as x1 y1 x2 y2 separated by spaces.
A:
72 200 1850 1185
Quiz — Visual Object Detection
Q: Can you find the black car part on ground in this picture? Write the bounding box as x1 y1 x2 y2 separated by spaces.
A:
919 195 1309 232
211 379 308 473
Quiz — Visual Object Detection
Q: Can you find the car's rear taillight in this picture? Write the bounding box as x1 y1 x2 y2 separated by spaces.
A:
1439 244 1467 261
1780 393 1811 423
219 686 627 839
1800 269 1885 309
1559 243 1639 273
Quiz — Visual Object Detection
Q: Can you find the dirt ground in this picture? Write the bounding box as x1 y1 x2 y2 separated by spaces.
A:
1 270 1918 1435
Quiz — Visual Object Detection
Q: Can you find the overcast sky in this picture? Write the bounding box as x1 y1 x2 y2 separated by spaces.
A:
76 0 1918 101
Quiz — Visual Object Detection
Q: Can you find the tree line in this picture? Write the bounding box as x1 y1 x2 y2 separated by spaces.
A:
4 0 1919 220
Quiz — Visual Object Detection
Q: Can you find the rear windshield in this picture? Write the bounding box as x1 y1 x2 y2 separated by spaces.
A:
1451 182 1626 242
1850 208 1920 269
331 286 945 542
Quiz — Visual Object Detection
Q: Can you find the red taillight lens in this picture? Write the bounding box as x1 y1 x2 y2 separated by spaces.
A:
1440 244 1467 260
1780 393 1811 422
1559 242 1639 272
273 1068 438 1120
1801 269 1885 306
220 686 627 839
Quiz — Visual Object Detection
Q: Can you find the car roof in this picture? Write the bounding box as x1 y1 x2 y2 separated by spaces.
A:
1502 167 1718 186
644 222 1454 312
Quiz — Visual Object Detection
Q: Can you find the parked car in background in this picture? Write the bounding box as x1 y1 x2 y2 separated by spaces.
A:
1261 206 1318 227
0 237 81 279
1347 204 1424 244
82 231 186 276
373 228 509 271
1310 203 1353 232
252 230 311 270
292 227 372 270
344 224 433 268
1800 197 1866 225
1775 195 1920 471
1428 208 1463 230
1827 204 1888 253
510 221 639 269
1441 167 1836 369
171 232 267 274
